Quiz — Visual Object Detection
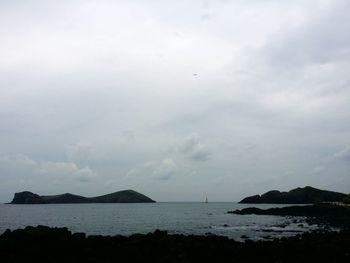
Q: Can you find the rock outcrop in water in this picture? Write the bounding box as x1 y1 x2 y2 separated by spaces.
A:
229 203 350 229
10 190 155 204
239 186 347 204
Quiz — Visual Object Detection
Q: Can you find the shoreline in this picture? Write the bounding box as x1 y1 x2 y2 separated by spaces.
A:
2 203 350 262
1 225 350 262
229 203 350 229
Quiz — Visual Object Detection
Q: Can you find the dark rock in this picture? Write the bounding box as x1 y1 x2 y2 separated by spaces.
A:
1 225 350 262
72 232 86 240
41 193 89 203
229 203 350 229
89 189 155 203
153 229 168 237
239 186 347 204
10 189 155 204
11 191 46 204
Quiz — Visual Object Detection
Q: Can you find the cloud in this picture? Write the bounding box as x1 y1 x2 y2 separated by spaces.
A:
332 146 350 162
126 158 177 181
310 166 325 175
0 154 97 182
0 0 350 201
179 135 211 162
121 130 135 142
152 159 177 180
38 161 97 182
191 150 211 162
260 1 350 69
284 170 295 177
0 154 37 167
66 142 96 161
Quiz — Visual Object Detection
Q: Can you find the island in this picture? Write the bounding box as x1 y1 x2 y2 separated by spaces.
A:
10 190 155 204
239 186 347 204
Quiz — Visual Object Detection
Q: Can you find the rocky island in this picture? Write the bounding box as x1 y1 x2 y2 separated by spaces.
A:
239 186 347 204
10 190 155 204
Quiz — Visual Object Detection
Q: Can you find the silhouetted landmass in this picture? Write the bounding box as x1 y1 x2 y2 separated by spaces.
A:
1 225 350 263
10 190 155 204
229 203 350 229
239 186 347 204
41 193 89 203
344 196 350 204
89 190 155 203
10 191 45 204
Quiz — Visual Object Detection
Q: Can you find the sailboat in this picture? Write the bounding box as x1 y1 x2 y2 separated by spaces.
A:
205 197 208 203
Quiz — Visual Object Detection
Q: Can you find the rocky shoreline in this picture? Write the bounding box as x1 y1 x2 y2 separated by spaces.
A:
229 203 350 229
0 225 350 262
1 204 350 262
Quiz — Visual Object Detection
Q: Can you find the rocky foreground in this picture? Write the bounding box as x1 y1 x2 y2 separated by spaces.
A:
2 204 350 262
1 225 350 263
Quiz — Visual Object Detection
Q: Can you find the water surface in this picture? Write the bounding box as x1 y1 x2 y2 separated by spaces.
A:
0 202 317 240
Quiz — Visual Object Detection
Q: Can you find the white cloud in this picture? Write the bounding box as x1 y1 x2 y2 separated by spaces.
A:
152 159 177 180
0 154 37 166
284 170 295 177
0 0 349 201
310 166 325 175
126 158 177 181
0 154 97 182
121 130 135 142
66 142 96 161
179 135 211 162
332 147 350 162
38 161 97 181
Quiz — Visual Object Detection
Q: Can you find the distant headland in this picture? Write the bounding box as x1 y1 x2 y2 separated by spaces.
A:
10 190 155 204
239 186 348 204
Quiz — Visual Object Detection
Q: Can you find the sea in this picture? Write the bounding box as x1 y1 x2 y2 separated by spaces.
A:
0 202 318 241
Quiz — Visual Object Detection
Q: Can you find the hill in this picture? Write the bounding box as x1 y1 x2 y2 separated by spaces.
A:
90 190 155 203
10 190 155 204
239 186 347 204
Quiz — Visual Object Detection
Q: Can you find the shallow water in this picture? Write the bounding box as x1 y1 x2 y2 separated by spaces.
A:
0 202 318 240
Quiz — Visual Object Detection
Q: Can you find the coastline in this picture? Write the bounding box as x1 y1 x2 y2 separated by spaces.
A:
229 203 350 229
0 202 319 240
1 225 350 262
2 203 350 262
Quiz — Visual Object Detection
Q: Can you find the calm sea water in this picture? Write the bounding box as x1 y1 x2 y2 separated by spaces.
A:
0 202 317 240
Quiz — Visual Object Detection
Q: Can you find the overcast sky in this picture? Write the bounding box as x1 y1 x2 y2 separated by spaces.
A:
0 0 349 202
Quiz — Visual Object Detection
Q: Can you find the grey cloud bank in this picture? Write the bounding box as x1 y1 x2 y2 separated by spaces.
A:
0 0 349 202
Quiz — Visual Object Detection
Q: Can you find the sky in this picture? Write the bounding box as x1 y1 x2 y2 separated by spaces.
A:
0 0 349 202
